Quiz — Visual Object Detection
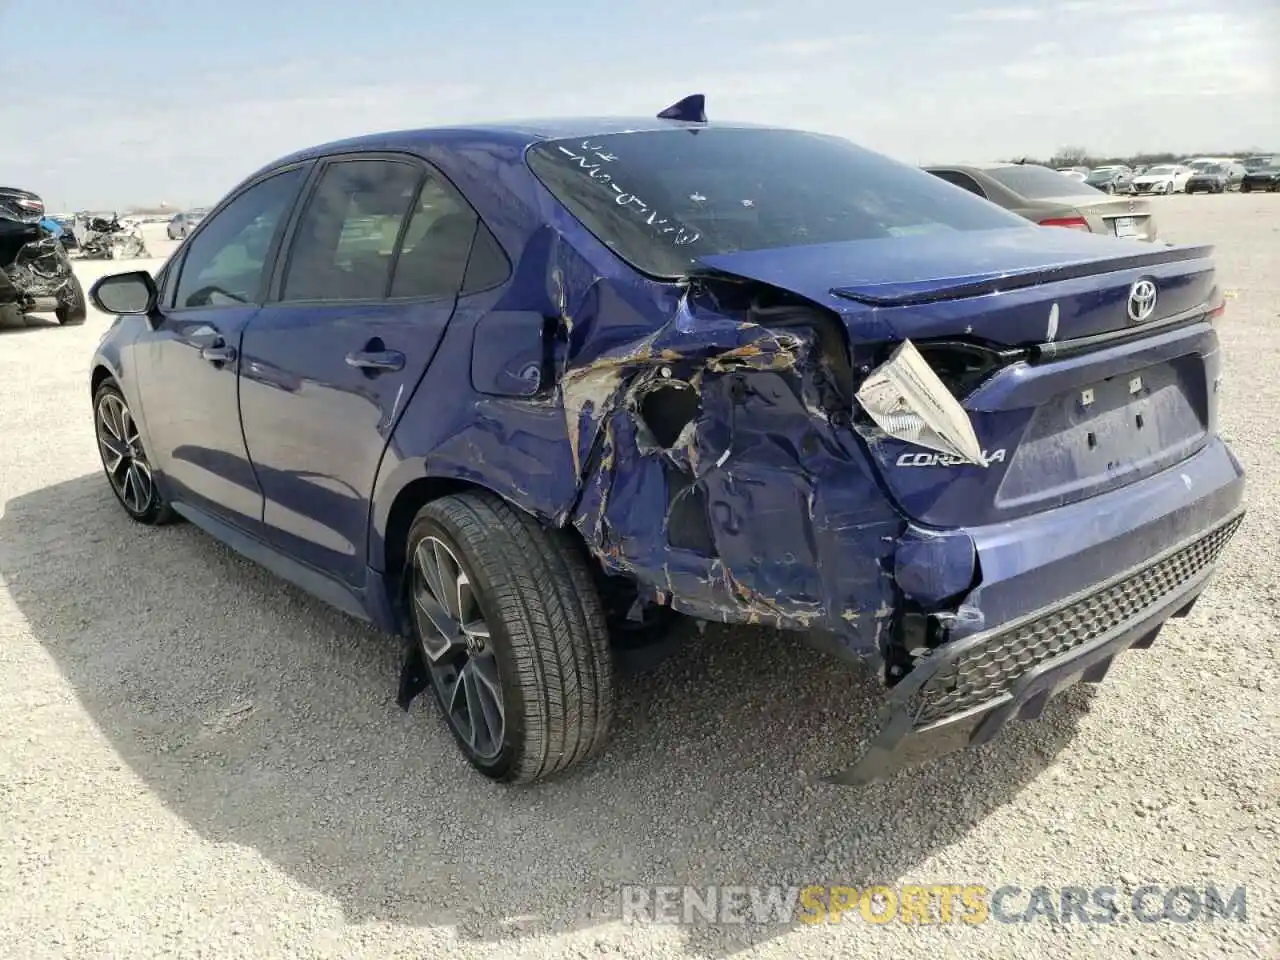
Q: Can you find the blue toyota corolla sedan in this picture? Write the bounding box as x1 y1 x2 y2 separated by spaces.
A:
87 95 1245 785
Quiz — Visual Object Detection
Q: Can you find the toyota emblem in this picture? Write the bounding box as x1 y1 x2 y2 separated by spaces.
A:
1127 278 1158 323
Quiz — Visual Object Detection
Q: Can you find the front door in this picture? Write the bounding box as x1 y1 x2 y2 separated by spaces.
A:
238 156 487 586
137 165 308 529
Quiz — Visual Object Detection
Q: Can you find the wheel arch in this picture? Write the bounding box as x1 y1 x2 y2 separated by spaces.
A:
90 362 115 398
378 471 599 611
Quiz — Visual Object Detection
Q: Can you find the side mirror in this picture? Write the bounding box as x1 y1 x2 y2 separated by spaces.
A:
89 270 157 316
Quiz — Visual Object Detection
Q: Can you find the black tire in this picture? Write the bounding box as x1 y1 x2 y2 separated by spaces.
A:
55 274 87 325
405 492 614 783
1241 183 1251 194
93 380 177 525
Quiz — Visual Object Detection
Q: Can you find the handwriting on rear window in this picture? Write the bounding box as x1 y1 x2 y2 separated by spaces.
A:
555 141 701 246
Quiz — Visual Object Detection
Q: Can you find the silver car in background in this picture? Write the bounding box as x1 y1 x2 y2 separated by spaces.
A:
924 162 1158 241
165 207 208 240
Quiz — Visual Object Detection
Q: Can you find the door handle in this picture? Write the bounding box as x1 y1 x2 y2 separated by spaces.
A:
345 349 405 372
200 342 236 364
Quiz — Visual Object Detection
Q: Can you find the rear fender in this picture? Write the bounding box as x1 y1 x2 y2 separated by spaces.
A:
372 226 907 658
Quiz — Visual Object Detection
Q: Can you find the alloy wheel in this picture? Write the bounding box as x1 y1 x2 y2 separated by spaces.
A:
410 535 506 761
95 392 155 515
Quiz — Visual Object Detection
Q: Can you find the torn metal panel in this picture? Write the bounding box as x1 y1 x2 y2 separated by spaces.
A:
555 273 905 658
71 212 149 260
3 234 76 300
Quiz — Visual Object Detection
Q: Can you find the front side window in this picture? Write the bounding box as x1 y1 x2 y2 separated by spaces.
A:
526 128 1027 279
281 159 422 302
172 168 304 309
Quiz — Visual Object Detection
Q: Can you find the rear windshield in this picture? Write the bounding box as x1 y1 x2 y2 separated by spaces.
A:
983 164 1102 198
525 128 1027 279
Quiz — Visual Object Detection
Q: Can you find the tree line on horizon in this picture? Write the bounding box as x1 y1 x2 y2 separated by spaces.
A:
1011 145 1275 169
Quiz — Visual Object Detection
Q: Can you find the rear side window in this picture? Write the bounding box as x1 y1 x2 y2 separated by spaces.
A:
388 176 480 300
459 221 510 294
526 128 1026 279
982 165 1102 199
928 170 988 198
282 159 421 302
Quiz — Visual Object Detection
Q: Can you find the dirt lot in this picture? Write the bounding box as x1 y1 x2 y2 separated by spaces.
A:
1 198 1277 960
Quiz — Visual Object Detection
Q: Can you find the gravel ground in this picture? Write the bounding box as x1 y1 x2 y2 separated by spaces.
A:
1 199 1277 960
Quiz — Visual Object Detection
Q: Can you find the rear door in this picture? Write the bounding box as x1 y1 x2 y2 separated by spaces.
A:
237 154 491 587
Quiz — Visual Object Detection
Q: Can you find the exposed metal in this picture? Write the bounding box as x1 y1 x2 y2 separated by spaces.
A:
0 186 78 315
71 212 149 260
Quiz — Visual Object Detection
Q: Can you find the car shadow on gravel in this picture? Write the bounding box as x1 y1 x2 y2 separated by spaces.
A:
1 474 1094 957
0 314 60 334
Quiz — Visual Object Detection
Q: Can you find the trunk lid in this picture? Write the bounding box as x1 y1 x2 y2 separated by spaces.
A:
693 227 1221 527
1068 194 1156 240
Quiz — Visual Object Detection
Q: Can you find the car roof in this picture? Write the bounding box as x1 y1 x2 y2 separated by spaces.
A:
268 116 779 167
927 161 1026 170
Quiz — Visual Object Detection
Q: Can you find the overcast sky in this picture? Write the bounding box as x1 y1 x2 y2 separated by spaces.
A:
2 0 1276 211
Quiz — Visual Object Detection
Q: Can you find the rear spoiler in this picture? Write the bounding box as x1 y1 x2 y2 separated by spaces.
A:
830 242 1216 307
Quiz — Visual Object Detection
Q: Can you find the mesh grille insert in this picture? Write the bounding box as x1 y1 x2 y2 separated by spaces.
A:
911 515 1243 727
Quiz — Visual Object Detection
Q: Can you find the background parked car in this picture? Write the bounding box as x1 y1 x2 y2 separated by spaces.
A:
49 215 78 250
1084 165 1133 194
925 162 1157 240
1243 155 1276 172
0 187 86 326
1222 162 1248 189
1184 163 1233 194
166 207 209 240
1055 167 1089 182
1241 159 1280 192
1130 164 1192 195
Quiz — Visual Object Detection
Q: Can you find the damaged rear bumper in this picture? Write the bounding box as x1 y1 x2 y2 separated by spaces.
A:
831 436 1246 784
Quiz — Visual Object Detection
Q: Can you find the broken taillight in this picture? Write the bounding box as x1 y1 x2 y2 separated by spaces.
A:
855 339 988 467
1038 216 1091 232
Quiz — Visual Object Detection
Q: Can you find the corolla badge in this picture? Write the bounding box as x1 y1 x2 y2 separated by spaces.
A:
896 449 1007 468
1127 278 1158 323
